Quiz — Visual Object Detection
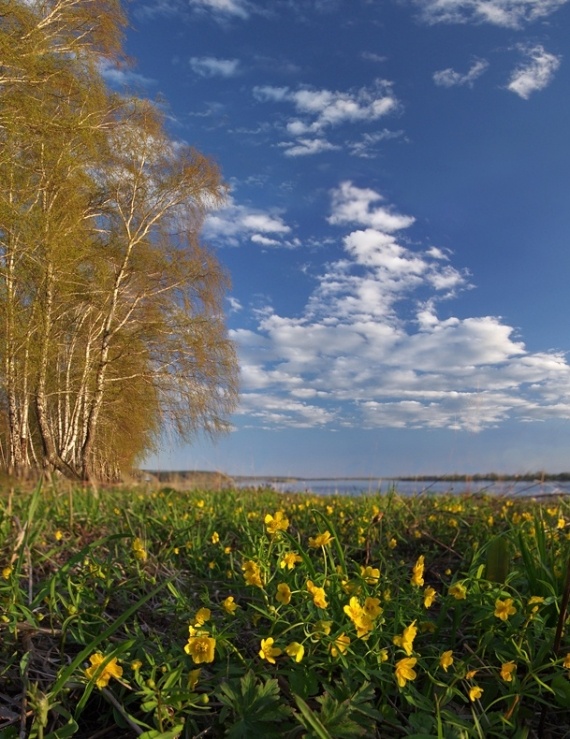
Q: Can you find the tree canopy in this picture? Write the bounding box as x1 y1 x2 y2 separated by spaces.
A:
0 0 238 481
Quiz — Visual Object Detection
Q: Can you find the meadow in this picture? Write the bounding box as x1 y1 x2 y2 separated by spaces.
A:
1 483 570 738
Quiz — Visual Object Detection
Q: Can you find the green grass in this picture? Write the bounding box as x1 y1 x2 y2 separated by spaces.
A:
1 483 570 738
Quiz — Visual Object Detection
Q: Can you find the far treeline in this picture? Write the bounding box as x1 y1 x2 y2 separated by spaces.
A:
0 1 238 482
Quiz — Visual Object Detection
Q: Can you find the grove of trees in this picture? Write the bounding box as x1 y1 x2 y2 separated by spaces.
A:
0 0 239 481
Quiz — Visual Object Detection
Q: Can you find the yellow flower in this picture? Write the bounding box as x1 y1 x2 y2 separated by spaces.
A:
528 595 545 613
423 586 437 608
276 583 292 605
222 596 239 615
360 565 380 584
449 582 467 600
388 538 397 549
132 537 147 563
563 653 570 669
411 555 425 587
395 657 417 688
329 633 350 657
312 620 332 637
259 637 282 664
344 596 363 623
194 607 211 626
466 669 478 679
55 530 63 541
440 650 454 672
500 661 516 682
285 642 305 663
308 531 333 548
85 652 123 689
280 551 302 570
469 685 483 702
393 621 417 656
242 560 263 588
188 668 201 690
494 598 517 621
363 597 382 619
2 566 12 580
185 635 216 664
265 511 290 535
306 580 328 609
211 531 220 544
130 659 143 671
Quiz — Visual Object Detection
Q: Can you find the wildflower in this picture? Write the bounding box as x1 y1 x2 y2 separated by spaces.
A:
308 531 333 548
2 566 12 580
469 685 483 702
423 586 437 608
55 530 63 541
242 560 263 588
306 580 328 609
211 531 220 544
265 511 289 535
224 546 232 554
276 583 292 605
449 582 467 600
285 642 305 663
188 669 201 690
360 565 380 584
411 555 425 587
528 596 545 613
363 597 382 619
185 635 216 664
344 596 363 623
132 537 147 563
85 653 123 689
388 538 397 549
131 660 142 671
393 621 417 656
563 653 570 669
222 596 239 615
259 637 282 664
500 661 516 682
280 551 302 570
194 608 211 626
329 633 350 657
494 598 517 621
440 650 454 672
395 657 417 688
312 620 332 637
466 669 478 679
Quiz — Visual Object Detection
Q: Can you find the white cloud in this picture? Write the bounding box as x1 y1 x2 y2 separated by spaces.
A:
433 59 489 87
328 181 415 232
190 0 250 18
204 195 298 247
230 183 570 432
415 0 569 28
98 60 155 88
189 56 240 77
507 45 562 99
281 138 340 157
254 81 398 133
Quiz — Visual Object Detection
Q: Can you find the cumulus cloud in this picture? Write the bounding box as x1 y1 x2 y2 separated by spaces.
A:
254 81 398 133
253 81 400 156
98 60 155 88
507 45 562 99
415 0 569 28
189 56 240 77
231 182 570 432
204 195 300 248
433 59 489 87
189 0 250 17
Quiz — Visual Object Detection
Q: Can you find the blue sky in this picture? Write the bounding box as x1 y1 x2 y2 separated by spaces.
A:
115 0 570 476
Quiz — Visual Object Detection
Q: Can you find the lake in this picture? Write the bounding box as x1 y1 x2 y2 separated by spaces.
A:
234 477 570 498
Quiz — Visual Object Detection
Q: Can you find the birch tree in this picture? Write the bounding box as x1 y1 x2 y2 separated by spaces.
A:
0 0 238 481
